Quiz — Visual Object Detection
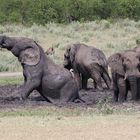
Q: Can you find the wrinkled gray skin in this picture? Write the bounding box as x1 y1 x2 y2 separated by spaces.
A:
0 36 80 105
64 43 111 90
108 50 140 102
133 45 140 100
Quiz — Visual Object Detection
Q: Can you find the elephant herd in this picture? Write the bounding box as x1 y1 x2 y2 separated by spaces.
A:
0 35 140 105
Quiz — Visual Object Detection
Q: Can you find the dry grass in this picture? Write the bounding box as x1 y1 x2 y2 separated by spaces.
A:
0 115 140 140
0 19 140 71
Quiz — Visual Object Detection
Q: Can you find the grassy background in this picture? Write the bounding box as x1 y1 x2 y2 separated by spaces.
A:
0 76 23 85
0 19 140 72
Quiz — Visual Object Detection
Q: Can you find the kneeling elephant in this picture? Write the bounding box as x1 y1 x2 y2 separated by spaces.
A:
0 36 81 104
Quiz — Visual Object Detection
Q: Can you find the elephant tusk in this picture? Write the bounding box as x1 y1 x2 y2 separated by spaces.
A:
70 69 75 78
124 74 127 80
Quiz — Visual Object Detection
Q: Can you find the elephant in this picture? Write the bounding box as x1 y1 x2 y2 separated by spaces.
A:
0 35 81 104
108 50 140 102
63 43 111 90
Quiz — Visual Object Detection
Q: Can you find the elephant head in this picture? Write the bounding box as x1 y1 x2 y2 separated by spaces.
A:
63 44 80 70
0 35 40 66
108 51 140 78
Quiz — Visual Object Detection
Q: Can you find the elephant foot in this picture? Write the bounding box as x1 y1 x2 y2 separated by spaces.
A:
130 96 138 101
118 99 126 103
83 87 89 91
20 93 28 101
74 97 85 103
113 98 118 102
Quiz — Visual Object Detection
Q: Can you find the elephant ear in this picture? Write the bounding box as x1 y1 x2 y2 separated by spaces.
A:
108 53 125 75
19 46 40 66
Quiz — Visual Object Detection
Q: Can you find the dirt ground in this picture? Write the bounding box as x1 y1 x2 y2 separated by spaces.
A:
0 83 140 111
0 84 111 109
0 84 140 140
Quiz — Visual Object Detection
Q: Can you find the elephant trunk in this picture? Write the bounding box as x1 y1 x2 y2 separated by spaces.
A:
127 76 138 100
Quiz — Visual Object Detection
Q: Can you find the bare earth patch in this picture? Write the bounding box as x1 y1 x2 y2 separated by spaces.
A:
0 84 140 112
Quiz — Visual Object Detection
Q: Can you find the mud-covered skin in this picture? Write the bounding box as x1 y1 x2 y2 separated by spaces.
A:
0 36 80 105
108 50 140 102
64 43 111 90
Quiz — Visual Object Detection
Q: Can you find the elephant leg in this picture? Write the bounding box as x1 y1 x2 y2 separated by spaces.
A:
36 87 51 102
137 78 140 99
17 68 41 100
93 80 97 89
91 72 103 91
117 78 126 102
75 73 82 89
124 80 129 100
112 80 119 102
124 87 129 101
81 75 88 89
102 71 111 89
128 76 137 100
112 73 119 102
114 89 119 102
60 79 79 103
19 78 41 100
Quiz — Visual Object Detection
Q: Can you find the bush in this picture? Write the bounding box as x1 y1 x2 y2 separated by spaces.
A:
0 0 140 24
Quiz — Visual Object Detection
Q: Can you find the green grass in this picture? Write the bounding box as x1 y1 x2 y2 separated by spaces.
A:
0 101 139 118
0 51 22 72
0 76 23 85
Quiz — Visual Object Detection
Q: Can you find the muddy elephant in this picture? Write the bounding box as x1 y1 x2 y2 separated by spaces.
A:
63 43 111 90
0 35 81 104
108 50 140 102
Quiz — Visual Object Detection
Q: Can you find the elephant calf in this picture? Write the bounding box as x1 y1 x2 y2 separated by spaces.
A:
108 50 140 102
64 43 111 90
0 35 81 104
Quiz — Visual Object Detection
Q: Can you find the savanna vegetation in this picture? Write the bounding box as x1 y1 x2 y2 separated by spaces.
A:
0 19 140 72
0 0 140 24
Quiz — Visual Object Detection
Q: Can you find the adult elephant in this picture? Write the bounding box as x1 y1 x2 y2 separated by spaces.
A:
0 35 81 104
108 50 140 102
63 43 111 90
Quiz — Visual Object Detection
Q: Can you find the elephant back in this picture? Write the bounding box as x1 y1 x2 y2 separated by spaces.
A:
91 48 107 67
